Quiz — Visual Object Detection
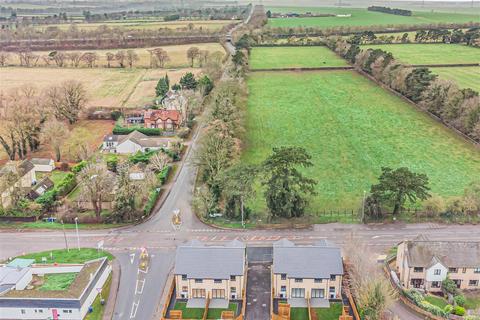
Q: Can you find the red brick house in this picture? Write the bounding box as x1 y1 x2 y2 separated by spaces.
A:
143 109 181 131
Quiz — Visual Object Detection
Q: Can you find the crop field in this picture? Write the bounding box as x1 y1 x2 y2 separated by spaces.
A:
249 46 348 69
361 44 480 65
125 68 201 108
33 20 236 31
244 71 480 214
430 67 480 91
6 43 225 69
0 67 144 108
267 7 479 28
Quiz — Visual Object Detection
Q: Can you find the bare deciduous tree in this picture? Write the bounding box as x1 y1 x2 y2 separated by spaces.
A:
68 52 82 67
46 80 87 124
186 46 200 67
79 162 115 221
81 52 98 68
149 48 169 68
148 152 171 172
17 49 40 67
51 51 67 67
115 50 126 68
198 50 209 67
0 52 10 66
105 52 115 68
126 50 139 68
41 119 70 161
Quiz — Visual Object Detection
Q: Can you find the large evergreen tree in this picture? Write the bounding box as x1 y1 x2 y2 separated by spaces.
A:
262 146 317 219
155 74 169 97
180 72 198 90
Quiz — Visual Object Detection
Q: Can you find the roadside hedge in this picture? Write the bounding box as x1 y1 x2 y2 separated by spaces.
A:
404 289 449 318
157 166 171 184
144 189 161 215
112 125 162 136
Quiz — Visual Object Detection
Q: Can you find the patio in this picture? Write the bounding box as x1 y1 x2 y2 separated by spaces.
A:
287 298 330 308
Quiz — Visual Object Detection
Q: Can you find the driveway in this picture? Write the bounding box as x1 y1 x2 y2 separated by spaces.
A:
245 263 271 320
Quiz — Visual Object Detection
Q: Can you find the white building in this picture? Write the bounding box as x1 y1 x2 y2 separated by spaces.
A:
0 257 111 320
102 130 176 154
30 158 55 173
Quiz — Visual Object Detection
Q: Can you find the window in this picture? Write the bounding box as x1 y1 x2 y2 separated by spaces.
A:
281 286 286 292
314 278 322 283
195 279 203 283
311 289 325 298
469 280 479 286
291 288 305 298
330 275 336 281
294 278 303 283
39 310 43 313
463 268 467 273
231 287 237 293
230 275 236 281
21 310 26 314
181 274 187 280
182 286 188 292
474 268 480 274
449 268 458 273
63 310 72 313
212 289 225 299
414 267 424 273
434 269 441 275
431 281 441 288
281 274 287 280
192 289 206 298
214 279 222 284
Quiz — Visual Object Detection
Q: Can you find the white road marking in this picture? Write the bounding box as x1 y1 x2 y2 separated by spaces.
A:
130 253 135 264
135 279 145 295
130 301 139 318
372 235 380 239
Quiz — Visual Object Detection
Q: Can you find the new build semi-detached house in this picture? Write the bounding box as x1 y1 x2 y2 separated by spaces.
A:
174 240 246 302
272 239 343 308
396 239 480 292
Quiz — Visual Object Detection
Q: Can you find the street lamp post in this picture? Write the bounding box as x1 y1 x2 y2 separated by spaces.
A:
74 217 80 251
61 220 69 252
361 190 367 223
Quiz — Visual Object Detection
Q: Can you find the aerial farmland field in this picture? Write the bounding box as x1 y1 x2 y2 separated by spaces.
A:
244 71 480 216
267 7 479 28
361 44 480 65
430 67 480 91
249 46 348 69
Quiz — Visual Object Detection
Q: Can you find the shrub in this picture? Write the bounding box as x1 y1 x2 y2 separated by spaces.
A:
405 290 449 317
454 294 466 307
35 189 58 211
56 173 77 197
442 277 458 295
444 304 453 313
111 110 122 121
177 127 191 139
72 160 87 173
144 189 160 215
129 150 157 164
454 306 465 316
112 125 162 136
106 155 118 172
157 166 171 185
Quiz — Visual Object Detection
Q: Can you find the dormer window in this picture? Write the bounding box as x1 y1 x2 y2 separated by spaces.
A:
414 267 424 273
434 269 441 275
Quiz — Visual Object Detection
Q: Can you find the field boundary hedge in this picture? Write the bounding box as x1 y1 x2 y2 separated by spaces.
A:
357 68 480 148
250 66 354 72
408 63 479 68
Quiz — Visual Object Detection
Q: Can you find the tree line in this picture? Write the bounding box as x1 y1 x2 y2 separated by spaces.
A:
328 36 480 143
367 6 412 16
0 81 87 161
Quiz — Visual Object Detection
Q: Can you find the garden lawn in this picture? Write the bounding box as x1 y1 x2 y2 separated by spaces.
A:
244 71 480 216
39 273 77 291
249 47 348 70
464 292 480 310
430 67 480 92
207 303 238 319
424 295 449 309
267 7 479 28
173 302 204 319
16 248 113 264
361 44 480 65
314 303 343 319
290 307 309 320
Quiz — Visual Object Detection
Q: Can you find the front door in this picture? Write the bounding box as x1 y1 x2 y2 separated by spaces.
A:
329 287 336 299
291 288 305 298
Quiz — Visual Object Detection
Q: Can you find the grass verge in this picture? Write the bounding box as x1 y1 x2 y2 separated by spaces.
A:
15 248 113 264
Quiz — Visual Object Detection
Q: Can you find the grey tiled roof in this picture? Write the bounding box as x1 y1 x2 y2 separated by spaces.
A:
174 240 246 279
273 239 343 279
406 241 480 268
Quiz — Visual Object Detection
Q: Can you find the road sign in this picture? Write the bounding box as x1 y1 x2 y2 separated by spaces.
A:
97 240 104 251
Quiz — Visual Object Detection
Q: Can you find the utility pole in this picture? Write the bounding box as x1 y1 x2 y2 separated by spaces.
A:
61 220 69 252
361 190 367 223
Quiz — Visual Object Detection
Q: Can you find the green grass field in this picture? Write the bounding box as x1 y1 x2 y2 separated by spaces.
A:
16 248 113 264
244 71 480 215
267 7 479 28
430 67 480 91
250 47 348 69
362 44 480 65
39 273 77 291
173 302 204 319
424 295 449 309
